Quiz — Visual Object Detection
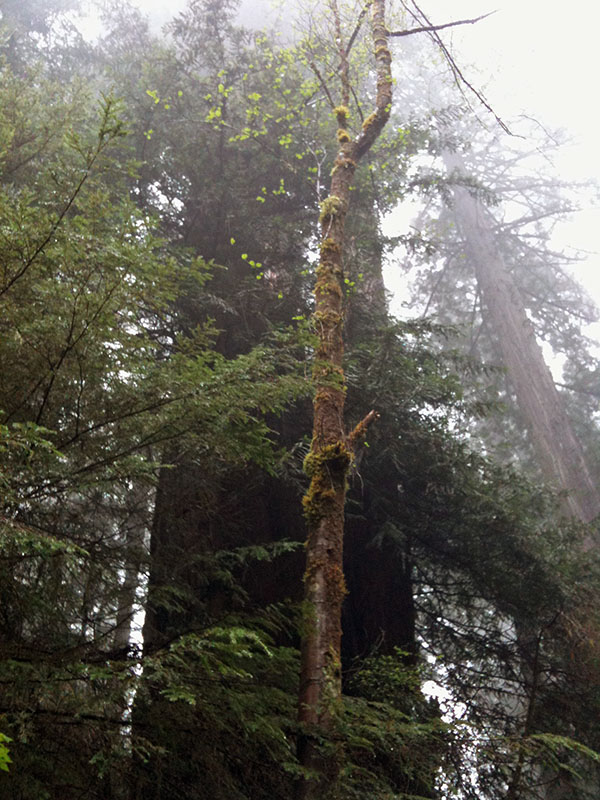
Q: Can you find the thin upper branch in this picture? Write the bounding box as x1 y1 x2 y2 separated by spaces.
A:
307 59 336 110
354 0 393 160
401 1 512 135
389 11 496 38
344 1 372 56
329 0 350 107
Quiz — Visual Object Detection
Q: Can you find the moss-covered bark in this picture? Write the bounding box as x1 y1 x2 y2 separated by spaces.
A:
296 1 393 796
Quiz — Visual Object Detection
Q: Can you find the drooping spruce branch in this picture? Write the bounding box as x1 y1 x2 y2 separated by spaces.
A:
0 96 125 298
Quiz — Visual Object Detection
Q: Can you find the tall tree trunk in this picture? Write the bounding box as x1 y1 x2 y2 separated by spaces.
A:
296 2 392 795
445 151 600 800
445 151 600 535
114 483 150 653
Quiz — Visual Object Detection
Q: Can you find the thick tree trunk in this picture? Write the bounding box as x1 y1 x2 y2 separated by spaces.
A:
446 152 600 800
296 2 392 795
445 152 600 535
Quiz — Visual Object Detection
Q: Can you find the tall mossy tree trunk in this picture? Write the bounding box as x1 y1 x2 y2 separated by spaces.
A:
296 1 393 795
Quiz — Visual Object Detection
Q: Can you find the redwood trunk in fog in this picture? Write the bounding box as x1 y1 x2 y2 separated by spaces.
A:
446 151 600 800
446 152 600 535
296 1 392 795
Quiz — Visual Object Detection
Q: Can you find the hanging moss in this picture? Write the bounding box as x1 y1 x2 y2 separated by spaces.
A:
375 45 391 63
313 308 342 328
320 237 340 253
362 112 377 132
315 279 343 300
311 368 345 392
302 441 353 525
319 195 343 225
320 238 341 262
303 441 351 478
330 157 357 178
316 248 342 281
333 105 350 125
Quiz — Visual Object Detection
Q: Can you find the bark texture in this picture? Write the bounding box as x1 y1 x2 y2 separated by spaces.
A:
445 152 600 534
296 1 392 795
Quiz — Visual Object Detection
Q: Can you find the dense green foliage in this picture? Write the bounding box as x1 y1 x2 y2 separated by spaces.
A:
0 1 599 799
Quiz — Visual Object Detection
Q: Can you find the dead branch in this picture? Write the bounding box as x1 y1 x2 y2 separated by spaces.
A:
401 1 512 136
348 409 379 449
389 11 496 38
